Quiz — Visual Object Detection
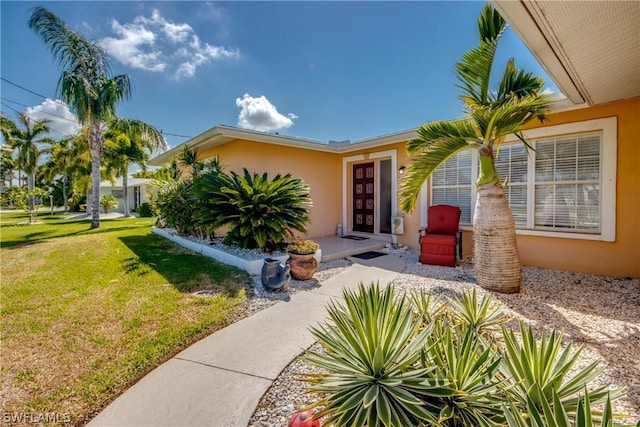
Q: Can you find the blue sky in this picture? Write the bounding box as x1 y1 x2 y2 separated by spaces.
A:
1 1 557 149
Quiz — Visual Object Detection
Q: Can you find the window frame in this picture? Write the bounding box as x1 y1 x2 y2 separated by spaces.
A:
427 117 617 242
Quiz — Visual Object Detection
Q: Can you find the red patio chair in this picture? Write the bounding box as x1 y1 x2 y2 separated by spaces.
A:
419 205 462 267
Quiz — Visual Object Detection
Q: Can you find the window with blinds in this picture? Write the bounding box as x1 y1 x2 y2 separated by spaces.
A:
534 134 600 232
431 150 473 223
495 143 528 227
429 131 602 235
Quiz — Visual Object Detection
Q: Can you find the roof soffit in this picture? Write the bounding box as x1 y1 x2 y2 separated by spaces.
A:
494 0 640 106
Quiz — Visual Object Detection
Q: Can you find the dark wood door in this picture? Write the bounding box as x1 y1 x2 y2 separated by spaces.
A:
353 162 374 233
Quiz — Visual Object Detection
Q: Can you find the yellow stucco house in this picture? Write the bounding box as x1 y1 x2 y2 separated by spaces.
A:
150 1 639 279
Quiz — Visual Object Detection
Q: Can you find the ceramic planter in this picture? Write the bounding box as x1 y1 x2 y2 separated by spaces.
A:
287 252 318 280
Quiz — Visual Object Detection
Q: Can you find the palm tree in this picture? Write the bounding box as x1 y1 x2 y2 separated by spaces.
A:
29 7 164 228
178 146 206 179
43 137 76 212
399 4 552 293
103 118 165 217
0 148 16 192
0 113 54 217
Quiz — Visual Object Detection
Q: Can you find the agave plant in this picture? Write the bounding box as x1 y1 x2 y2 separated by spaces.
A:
303 283 454 427
447 288 509 343
192 168 312 250
420 321 506 426
504 387 621 427
501 324 622 417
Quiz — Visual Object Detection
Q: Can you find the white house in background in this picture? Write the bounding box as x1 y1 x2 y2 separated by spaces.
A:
99 177 153 214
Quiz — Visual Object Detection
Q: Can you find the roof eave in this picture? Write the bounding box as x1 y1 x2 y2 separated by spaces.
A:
492 0 586 105
148 125 419 166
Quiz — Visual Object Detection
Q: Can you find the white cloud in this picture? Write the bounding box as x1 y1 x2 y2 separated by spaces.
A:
98 9 238 79
235 94 297 132
100 19 166 71
25 99 81 137
174 35 239 79
139 10 192 43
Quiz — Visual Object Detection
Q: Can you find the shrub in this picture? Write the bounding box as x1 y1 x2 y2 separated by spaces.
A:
136 202 155 217
303 286 626 427
100 194 118 214
153 180 199 235
0 186 26 208
192 168 312 251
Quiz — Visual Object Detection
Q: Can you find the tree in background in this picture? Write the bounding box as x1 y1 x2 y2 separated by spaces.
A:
399 4 551 293
0 148 16 192
0 113 54 221
103 118 165 217
29 7 164 228
43 137 74 212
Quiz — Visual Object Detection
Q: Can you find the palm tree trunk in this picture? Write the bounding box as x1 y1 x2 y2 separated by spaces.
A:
27 172 35 223
122 170 130 217
89 124 103 229
62 175 68 213
473 184 521 293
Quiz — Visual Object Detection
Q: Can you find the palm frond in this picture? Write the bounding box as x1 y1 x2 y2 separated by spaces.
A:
108 117 166 152
455 3 506 106
400 119 479 212
478 93 552 144
29 6 109 79
496 59 546 103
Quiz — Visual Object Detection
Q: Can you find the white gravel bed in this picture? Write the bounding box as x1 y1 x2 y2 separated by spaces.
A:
241 258 352 316
249 248 640 426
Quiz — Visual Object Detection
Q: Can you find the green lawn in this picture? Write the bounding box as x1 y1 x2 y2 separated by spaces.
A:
0 211 251 426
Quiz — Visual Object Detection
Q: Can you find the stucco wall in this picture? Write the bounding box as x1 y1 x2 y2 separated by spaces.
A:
199 140 341 238
511 97 639 278
194 97 639 278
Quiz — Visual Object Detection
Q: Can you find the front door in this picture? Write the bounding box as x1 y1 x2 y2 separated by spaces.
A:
353 162 374 233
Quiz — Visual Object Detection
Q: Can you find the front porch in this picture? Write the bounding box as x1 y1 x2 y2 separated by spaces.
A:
313 234 390 262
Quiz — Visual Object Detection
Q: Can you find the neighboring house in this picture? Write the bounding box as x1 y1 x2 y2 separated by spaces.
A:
99 177 152 214
150 1 639 279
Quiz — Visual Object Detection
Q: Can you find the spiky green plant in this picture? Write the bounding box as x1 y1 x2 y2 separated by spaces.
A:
303 283 454 427
192 168 312 250
501 324 622 417
447 288 509 342
504 387 621 427
419 320 506 426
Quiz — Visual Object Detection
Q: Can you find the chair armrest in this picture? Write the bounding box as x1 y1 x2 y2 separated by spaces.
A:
418 227 427 245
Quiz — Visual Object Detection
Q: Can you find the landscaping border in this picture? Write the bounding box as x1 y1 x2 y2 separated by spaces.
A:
152 227 321 275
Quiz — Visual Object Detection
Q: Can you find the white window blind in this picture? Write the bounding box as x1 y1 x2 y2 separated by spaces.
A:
495 143 528 227
534 134 600 232
431 150 473 223
429 131 604 237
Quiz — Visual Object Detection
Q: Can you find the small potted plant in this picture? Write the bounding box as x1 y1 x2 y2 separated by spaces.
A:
287 240 320 280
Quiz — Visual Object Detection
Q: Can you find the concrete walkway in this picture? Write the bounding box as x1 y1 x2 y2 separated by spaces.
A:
89 255 405 427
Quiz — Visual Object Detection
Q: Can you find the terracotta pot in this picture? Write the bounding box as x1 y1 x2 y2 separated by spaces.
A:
287 252 318 280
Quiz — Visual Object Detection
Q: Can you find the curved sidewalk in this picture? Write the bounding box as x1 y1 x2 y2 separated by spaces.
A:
89 255 405 427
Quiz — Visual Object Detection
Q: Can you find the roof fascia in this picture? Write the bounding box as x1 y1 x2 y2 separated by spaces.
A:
149 126 419 165
492 0 586 105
